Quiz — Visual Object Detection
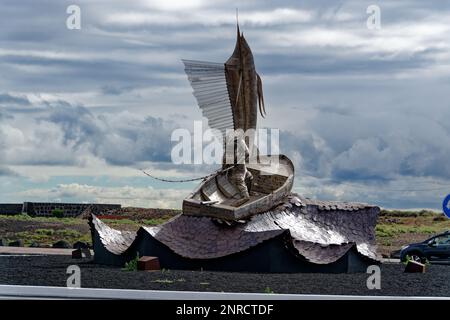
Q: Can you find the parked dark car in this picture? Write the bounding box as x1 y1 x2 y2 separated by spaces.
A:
400 231 450 263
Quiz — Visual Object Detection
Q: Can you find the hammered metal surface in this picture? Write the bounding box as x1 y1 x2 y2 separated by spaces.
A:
143 215 285 259
92 193 381 263
292 240 356 264
263 194 380 261
91 215 137 255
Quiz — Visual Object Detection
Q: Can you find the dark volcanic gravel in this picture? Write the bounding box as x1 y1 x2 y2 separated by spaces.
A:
0 255 449 296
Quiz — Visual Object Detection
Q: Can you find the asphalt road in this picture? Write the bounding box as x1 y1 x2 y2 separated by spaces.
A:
0 255 449 296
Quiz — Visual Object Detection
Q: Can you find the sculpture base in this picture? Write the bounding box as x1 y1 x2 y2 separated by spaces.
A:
90 194 381 273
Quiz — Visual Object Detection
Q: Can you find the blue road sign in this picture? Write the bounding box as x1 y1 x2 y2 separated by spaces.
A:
443 194 450 219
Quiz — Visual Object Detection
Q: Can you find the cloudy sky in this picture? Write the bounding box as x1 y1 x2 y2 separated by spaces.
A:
1 0 450 210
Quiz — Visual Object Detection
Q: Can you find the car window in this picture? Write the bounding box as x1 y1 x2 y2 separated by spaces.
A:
434 235 450 245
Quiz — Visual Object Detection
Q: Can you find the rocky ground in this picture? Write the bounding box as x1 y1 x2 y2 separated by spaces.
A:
0 255 449 296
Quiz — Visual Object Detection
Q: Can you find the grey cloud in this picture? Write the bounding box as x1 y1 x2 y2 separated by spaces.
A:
0 98 180 166
280 110 450 183
41 102 179 165
280 131 333 178
97 114 178 165
315 105 354 116
0 167 18 177
5 31 55 42
0 53 181 93
1 0 449 94
257 51 433 77
44 103 102 147
0 93 30 106
101 85 126 96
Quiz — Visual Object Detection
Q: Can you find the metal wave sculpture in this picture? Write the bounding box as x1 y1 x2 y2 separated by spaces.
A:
90 25 381 273
90 194 380 273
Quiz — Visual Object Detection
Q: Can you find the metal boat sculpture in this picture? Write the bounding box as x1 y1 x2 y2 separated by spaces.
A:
89 24 381 273
182 25 292 220
183 155 294 220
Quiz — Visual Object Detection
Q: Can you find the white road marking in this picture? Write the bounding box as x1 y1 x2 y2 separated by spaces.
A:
0 285 448 300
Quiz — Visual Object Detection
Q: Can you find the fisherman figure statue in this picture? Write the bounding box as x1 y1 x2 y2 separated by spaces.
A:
223 131 253 205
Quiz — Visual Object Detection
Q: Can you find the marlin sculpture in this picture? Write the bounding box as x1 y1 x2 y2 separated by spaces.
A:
182 24 266 143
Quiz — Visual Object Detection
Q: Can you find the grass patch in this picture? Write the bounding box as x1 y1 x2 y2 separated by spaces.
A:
0 213 170 227
376 224 447 238
11 228 91 246
0 214 82 225
379 209 438 217
35 229 55 236
0 213 171 248
140 218 168 225
102 218 167 227
104 218 137 226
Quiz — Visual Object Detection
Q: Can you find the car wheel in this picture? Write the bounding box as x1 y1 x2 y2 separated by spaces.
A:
409 252 426 263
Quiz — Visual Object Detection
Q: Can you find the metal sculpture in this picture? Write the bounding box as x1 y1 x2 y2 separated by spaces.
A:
182 24 291 218
90 23 381 273
182 24 265 141
224 25 266 133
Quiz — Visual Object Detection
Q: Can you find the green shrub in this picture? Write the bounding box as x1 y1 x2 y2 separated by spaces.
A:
123 253 139 271
264 287 274 294
51 209 64 218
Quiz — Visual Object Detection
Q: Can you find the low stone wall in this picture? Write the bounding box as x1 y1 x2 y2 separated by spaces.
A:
0 204 23 215
23 202 121 217
0 202 121 217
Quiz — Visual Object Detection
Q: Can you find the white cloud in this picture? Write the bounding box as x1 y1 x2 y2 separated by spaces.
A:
17 183 189 208
139 0 206 11
263 20 450 58
294 174 449 210
104 8 313 27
